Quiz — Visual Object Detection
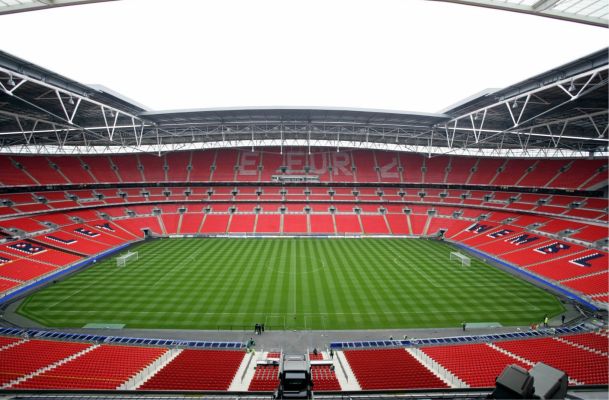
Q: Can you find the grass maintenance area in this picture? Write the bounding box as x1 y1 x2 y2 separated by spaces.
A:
17 238 565 330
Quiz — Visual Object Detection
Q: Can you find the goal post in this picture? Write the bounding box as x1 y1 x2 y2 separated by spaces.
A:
450 251 470 267
116 251 138 267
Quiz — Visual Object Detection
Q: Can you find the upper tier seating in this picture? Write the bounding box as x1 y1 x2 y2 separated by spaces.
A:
375 151 401 182
212 150 239 182
81 156 121 183
445 157 476 185
518 160 567 188
0 157 37 186
139 154 166 182
0 152 604 188
400 153 424 183
49 157 94 184
493 159 536 186
557 159 608 190
344 348 447 390
14 345 166 390
352 150 377 183
424 156 449 184
12 157 68 185
469 159 504 186
139 349 244 390
111 155 142 182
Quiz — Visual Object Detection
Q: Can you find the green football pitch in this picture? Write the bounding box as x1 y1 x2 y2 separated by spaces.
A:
17 238 564 330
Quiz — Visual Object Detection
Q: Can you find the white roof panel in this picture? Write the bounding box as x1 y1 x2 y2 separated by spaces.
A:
0 0 114 15
434 0 608 27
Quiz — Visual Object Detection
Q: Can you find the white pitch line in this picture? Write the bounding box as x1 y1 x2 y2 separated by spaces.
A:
47 309 540 316
392 257 439 288
151 245 205 288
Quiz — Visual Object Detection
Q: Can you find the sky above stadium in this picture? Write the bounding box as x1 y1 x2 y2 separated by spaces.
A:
0 0 606 113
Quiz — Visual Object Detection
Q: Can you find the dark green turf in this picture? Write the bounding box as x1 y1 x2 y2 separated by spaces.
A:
17 238 564 330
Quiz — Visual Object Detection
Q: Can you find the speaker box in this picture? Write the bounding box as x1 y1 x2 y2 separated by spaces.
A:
529 362 568 399
491 364 535 399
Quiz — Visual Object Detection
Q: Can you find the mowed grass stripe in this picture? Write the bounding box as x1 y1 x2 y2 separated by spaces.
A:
18 238 565 330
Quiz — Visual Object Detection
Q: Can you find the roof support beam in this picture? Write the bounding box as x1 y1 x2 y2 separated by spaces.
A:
0 65 153 152
0 138 603 158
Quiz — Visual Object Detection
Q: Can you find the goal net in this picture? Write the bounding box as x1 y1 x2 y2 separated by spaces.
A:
116 251 138 267
450 252 470 267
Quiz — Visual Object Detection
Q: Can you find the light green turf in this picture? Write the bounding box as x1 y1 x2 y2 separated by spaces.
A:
17 238 564 330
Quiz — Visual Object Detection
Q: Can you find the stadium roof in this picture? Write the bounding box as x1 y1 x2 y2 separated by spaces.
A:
2 0 607 28
0 0 114 15
433 0 609 27
0 47 607 157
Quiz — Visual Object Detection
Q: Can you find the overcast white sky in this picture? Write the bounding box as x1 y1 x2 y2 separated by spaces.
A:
0 0 606 113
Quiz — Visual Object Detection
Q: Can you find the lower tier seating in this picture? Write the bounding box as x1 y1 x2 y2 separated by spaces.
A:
14 345 166 390
494 338 608 385
525 250 607 281
560 333 609 354
0 278 21 293
562 272 608 296
0 257 57 281
311 365 341 391
421 343 529 388
0 340 91 386
0 336 21 349
344 348 447 390
139 349 245 391
248 365 279 391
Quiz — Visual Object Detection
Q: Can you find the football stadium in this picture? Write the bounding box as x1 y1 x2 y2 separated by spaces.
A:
0 0 607 398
